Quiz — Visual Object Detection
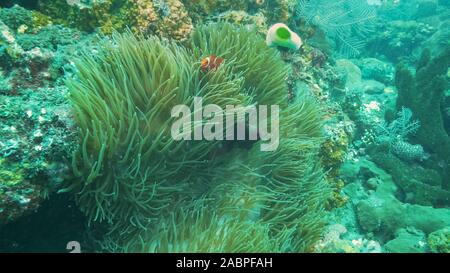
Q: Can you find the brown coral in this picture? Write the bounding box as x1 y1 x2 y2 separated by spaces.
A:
129 0 193 41
271 0 295 22
216 10 267 34
128 0 159 34
181 0 250 21
156 0 193 41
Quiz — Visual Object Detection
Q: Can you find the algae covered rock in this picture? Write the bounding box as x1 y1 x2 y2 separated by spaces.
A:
0 5 87 226
1 5 98 89
427 227 450 253
356 180 450 240
0 4 34 31
0 86 77 225
356 80 386 95
384 228 427 253
345 158 450 243
0 158 42 225
370 150 449 206
357 58 395 85
335 59 362 89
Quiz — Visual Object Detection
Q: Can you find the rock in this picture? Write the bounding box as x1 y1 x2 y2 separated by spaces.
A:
356 181 450 239
358 58 394 84
336 59 362 89
356 80 386 95
351 158 450 241
365 177 380 190
384 228 427 253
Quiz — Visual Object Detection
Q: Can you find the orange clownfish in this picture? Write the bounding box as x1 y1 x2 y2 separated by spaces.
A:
201 54 224 72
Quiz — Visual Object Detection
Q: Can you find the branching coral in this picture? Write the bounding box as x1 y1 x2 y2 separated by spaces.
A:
296 0 377 57
68 23 331 252
376 107 420 143
375 107 427 161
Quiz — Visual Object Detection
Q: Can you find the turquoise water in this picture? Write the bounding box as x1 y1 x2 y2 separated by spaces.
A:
0 0 449 253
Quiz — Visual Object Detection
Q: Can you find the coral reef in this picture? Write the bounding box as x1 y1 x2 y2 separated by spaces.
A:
215 10 267 34
0 17 25 60
150 0 193 41
395 48 450 189
0 85 77 225
314 224 381 253
0 7 97 90
328 38 450 253
320 125 350 209
366 20 436 61
0 6 84 226
182 0 296 24
34 0 298 41
0 0 448 254
355 58 395 85
0 158 42 225
36 0 193 40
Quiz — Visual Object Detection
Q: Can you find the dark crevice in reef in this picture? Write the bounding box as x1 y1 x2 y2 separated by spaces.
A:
0 193 91 253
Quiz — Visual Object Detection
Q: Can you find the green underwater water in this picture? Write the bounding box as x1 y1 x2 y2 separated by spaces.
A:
0 0 449 253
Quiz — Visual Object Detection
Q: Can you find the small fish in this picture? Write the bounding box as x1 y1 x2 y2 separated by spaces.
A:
201 54 224 72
